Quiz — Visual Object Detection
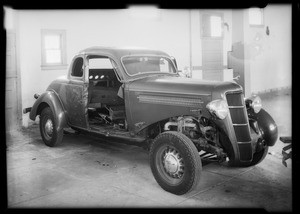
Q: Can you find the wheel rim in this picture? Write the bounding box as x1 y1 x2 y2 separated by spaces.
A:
43 118 53 140
156 145 185 185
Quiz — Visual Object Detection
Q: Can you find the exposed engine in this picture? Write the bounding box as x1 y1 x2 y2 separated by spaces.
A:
164 116 216 142
163 116 226 162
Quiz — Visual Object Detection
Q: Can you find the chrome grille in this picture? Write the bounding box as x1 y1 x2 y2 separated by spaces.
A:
226 91 251 142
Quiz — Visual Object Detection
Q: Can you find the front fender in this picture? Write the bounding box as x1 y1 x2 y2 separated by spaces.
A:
29 90 68 132
248 108 278 146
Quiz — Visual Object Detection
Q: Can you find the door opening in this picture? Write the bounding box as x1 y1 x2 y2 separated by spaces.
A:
87 56 126 131
201 13 225 81
6 30 21 133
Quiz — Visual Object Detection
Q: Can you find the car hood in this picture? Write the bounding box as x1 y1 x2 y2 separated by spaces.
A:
127 75 243 98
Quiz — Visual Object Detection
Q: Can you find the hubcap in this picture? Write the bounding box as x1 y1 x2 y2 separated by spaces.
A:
163 148 184 178
44 119 53 137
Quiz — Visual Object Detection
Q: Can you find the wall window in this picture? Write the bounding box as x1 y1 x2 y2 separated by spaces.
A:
201 14 223 38
41 29 67 69
210 16 222 37
249 8 264 26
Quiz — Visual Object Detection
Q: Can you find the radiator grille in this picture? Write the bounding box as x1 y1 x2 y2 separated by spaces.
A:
226 91 251 142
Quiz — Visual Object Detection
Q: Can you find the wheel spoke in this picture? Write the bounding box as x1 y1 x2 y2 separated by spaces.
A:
40 107 64 147
44 118 53 139
161 146 184 179
150 132 202 195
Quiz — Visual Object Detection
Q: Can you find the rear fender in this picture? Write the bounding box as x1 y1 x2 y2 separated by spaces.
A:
29 90 68 132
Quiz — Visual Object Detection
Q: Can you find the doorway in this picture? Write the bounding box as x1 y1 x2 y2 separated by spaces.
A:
6 30 21 133
201 13 225 81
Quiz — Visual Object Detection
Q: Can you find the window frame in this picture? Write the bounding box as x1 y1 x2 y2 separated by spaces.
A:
41 29 67 70
200 13 224 39
249 8 264 27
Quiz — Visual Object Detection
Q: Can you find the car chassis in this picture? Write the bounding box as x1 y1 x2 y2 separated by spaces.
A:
24 47 278 195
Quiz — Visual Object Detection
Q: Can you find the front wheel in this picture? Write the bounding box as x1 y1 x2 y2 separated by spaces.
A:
39 107 63 147
149 131 202 195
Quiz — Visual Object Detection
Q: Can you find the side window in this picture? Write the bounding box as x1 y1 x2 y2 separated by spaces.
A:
88 57 120 80
88 58 113 69
71 57 83 77
88 56 122 87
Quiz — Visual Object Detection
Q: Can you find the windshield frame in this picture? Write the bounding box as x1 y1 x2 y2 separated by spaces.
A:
120 54 178 77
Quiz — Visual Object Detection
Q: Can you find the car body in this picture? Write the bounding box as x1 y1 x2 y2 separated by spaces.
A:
24 46 278 195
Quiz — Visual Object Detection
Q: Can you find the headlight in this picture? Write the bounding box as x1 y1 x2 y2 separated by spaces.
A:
252 96 262 113
246 95 262 113
206 99 229 120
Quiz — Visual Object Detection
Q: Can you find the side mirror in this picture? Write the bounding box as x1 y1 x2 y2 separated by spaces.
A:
232 75 240 83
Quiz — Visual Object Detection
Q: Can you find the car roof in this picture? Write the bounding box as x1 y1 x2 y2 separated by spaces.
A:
78 46 170 59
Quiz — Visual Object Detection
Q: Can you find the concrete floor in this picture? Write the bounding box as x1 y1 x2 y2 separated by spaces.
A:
6 91 292 210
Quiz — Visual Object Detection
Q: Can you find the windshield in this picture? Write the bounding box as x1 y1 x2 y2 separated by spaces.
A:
122 56 177 76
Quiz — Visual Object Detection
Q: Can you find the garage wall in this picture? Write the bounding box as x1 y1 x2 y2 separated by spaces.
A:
14 9 191 127
8 6 290 128
244 5 292 94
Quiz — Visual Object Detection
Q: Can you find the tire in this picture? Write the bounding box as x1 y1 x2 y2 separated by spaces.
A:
39 107 63 147
149 131 202 195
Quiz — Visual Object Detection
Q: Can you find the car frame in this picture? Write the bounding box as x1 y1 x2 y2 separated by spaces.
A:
24 46 278 195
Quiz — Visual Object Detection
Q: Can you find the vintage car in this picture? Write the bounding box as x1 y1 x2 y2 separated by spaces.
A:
23 47 278 195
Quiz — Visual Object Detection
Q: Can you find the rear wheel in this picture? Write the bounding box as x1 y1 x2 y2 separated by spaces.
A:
39 107 63 147
149 131 202 195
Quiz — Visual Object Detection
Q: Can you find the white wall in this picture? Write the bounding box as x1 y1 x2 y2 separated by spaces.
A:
10 7 290 127
243 5 292 94
13 9 191 126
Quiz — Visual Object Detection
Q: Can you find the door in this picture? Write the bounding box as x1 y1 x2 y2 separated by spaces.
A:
66 56 88 128
6 30 21 132
201 13 225 81
228 42 245 90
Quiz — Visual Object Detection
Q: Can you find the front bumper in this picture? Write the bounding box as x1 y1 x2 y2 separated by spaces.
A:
223 91 277 165
237 127 262 162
